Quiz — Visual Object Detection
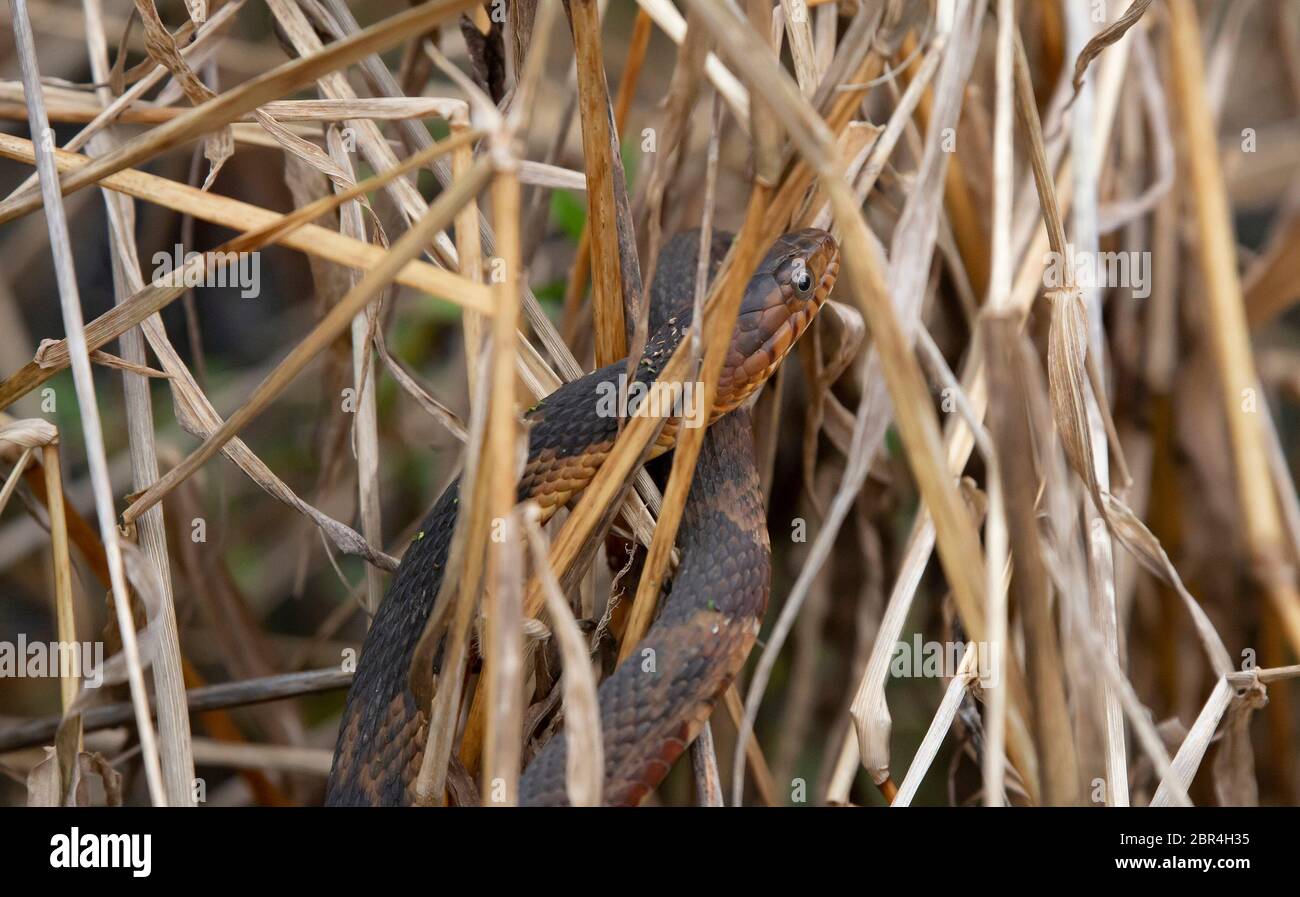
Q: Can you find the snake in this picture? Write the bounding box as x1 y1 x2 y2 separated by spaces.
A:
326 227 839 806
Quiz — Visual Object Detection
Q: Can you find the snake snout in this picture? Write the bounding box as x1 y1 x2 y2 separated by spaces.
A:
719 229 840 409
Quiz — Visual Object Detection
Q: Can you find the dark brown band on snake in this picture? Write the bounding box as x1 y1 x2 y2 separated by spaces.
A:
326 228 839 806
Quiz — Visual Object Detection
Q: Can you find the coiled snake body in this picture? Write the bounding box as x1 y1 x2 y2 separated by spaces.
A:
326 228 839 806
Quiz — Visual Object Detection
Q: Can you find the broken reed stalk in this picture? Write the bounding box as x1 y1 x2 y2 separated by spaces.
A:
690 722 723 806
1167 0 1300 658
120 156 495 527
570 0 628 365
0 419 111 592
779 0 819 96
481 160 525 805
562 8 652 347
0 421 78 718
452 117 486 396
40 440 76 715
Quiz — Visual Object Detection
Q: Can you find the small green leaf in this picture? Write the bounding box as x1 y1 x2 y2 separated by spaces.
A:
551 190 587 242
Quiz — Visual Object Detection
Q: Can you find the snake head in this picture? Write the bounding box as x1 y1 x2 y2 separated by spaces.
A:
718 228 840 411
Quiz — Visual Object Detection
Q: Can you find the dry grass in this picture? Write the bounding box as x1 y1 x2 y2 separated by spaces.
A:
0 0 1297 810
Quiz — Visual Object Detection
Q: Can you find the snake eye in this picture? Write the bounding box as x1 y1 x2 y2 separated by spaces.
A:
793 265 813 292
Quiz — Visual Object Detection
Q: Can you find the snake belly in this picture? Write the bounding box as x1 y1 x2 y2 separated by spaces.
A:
326 229 836 806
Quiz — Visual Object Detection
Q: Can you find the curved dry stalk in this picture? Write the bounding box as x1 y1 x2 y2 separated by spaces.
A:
522 504 603 807
324 131 384 614
892 647 980 807
0 446 31 517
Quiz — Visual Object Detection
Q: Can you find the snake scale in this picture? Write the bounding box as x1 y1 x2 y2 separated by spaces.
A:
326 228 839 806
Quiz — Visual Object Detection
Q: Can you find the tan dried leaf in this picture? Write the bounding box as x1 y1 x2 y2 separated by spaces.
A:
1102 493 1233 674
1069 0 1156 101
1046 288 1101 510
1213 679 1266 806
132 0 232 189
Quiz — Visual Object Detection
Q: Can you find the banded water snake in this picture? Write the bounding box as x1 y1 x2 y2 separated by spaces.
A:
326 228 839 806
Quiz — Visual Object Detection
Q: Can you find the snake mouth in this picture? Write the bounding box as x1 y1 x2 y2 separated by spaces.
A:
717 229 840 409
